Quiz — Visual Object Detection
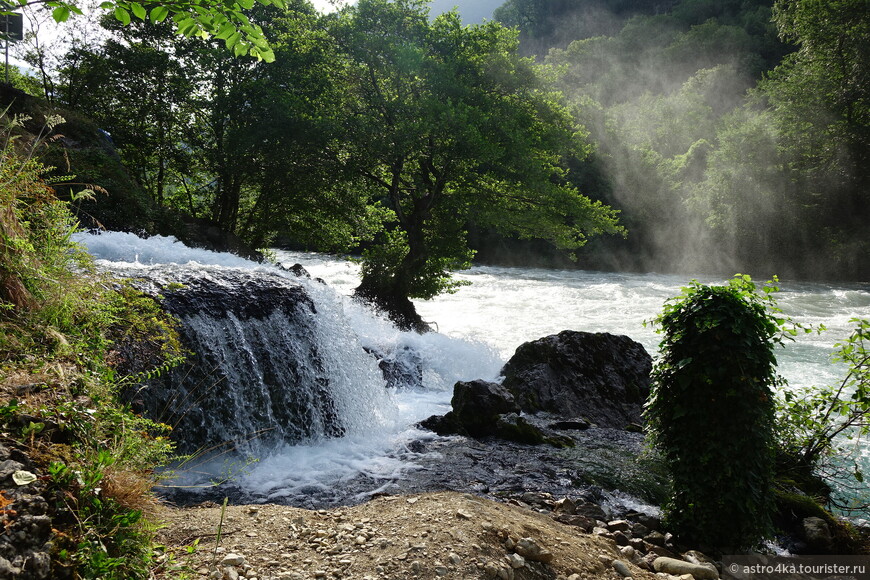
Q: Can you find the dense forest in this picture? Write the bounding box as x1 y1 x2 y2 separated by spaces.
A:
7 0 870 309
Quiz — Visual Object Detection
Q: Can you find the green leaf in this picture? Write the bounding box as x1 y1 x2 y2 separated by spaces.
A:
51 5 71 22
237 0 255 9
233 41 248 57
224 31 241 49
99 1 113 8
215 22 236 40
130 2 146 20
150 6 169 22
114 6 131 25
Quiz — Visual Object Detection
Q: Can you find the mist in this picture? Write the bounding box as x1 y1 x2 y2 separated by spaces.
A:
485 0 866 281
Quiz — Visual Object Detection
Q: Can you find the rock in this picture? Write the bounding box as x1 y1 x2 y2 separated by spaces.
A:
553 497 576 514
375 346 424 390
419 380 519 437
683 550 717 571
653 556 719 580
644 530 667 546
500 331 652 429
507 553 526 568
802 516 834 553
513 537 554 563
494 413 550 445
613 530 631 546
613 559 633 578
574 502 608 521
607 519 632 533
137 269 346 455
553 513 596 532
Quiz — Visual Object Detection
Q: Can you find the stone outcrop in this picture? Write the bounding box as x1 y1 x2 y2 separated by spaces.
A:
500 330 652 429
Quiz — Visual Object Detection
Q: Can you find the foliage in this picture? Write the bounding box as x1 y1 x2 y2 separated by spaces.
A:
776 318 870 515
645 275 786 550
1 110 183 578
8 0 283 61
327 0 622 327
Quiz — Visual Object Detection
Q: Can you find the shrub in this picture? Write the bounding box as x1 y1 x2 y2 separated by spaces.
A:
645 275 784 550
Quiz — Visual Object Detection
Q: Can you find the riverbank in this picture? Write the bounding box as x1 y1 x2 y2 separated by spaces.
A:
154 490 665 580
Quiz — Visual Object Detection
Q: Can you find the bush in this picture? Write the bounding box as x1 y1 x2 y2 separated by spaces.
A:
776 318 870 516
645 275 783 550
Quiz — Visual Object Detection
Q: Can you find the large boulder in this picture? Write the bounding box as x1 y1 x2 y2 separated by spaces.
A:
500 330 652 429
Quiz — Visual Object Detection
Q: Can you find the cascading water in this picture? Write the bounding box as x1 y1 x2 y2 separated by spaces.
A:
74 232 870 514
74 231 503 506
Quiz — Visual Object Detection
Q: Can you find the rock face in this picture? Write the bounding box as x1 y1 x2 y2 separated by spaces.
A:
500 331 652 429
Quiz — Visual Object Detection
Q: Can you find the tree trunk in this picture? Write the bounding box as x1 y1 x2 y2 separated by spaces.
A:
353 277 430 333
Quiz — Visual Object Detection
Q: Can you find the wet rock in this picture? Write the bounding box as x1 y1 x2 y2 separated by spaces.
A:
494 413 550 445
133 269 344 455
374 346 423 390
549 419 591 431
500 331 652 429
419 380 519 437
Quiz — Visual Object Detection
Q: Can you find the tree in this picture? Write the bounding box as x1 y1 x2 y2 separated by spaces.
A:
327 0 622 330
756 0 870 275
7 0 282 61
645 276 781 550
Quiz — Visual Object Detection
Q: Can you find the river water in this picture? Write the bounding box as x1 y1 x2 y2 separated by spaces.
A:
73 232 870 513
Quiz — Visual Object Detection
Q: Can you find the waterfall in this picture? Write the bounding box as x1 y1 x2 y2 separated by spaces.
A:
74 231 503 505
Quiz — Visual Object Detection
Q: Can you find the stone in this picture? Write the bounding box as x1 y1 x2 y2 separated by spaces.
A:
507 553 526 569
644 531 667 546
612 531 631 546
553 497 576 514
419 380 519 437
653 556 719 580
613 559 633 578
554 513 596 532
514 537 554 563
607 520 632 533
574 502 608 521
802 516 834 552
500 331 652 429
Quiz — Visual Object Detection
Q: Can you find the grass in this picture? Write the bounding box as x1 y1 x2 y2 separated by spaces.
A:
1 107 186 579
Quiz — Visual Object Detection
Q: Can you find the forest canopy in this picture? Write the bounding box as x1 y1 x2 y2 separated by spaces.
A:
5 0 870 314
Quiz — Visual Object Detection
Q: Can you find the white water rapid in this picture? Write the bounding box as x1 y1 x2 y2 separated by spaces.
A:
74 232 870 512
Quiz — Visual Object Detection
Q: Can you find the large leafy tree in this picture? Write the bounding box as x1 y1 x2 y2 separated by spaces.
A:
327 0 622 330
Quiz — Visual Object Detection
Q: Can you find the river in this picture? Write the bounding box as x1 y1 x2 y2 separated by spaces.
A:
74 232 870 515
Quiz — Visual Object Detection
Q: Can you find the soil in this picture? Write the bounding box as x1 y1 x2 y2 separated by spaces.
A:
154 491 660 580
